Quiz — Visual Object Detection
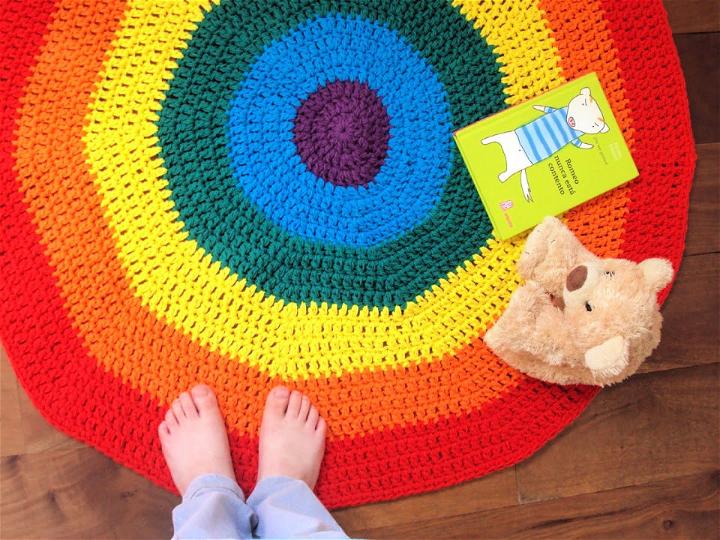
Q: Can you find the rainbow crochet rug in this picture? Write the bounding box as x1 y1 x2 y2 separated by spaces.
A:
1 0 695 508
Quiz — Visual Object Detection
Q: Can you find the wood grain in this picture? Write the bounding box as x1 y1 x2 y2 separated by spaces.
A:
515 363 720 502
684 143 720 256
1 446 176 540
349 471 719 539
333 467 518 533
674 33 720 144
641 253 719 373
0 349 23 457
15 378 83 456
663 0 720 34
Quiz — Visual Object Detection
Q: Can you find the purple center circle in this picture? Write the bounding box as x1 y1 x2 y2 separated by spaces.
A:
293 80 390 187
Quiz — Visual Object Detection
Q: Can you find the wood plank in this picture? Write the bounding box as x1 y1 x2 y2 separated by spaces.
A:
641 253 719 373
664 0 720 34
0 347 23 457
0 446 176 540
515 364 719 503
348 471 719 539
332 467 517 533
684 143 720 256
674 33 720 144
15 369 83 456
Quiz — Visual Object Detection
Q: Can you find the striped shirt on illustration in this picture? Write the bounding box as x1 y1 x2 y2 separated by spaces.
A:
515 106 585 164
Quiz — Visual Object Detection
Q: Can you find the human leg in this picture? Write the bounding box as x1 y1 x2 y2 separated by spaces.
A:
249 476 347 539
158 385 348 539
171 473 256 539
249 387 348 539
159 385 255 539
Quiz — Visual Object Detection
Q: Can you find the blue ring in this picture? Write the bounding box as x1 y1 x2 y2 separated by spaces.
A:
227 14 452 248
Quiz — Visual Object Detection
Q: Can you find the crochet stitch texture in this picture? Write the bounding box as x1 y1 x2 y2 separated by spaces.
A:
0 0 695 508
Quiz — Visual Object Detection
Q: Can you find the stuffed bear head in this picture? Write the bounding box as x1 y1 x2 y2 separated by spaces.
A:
560 257 673 377
484 216 674 386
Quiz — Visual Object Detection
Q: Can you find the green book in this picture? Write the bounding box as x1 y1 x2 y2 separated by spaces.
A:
453 72 638 240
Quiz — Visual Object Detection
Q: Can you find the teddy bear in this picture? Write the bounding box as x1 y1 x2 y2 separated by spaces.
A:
481 87 609 202
484 216 674 386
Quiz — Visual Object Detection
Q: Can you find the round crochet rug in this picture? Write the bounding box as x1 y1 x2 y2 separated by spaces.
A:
1 0 695 508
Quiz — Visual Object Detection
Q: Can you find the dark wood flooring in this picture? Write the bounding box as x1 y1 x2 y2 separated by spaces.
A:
1 1 718 538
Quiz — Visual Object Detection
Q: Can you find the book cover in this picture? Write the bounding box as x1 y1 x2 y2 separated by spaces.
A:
453 72 638 240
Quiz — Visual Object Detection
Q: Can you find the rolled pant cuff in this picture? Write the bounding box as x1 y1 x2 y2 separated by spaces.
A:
183 473 245 503
248 476 348 538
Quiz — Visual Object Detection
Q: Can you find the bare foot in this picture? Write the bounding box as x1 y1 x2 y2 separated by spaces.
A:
258 387 327 490
158 385 235 496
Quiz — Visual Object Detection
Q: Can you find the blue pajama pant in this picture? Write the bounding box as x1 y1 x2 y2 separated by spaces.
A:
172 474 349 539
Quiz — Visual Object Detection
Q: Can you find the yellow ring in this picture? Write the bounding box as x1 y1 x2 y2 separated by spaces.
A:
83 0 564 378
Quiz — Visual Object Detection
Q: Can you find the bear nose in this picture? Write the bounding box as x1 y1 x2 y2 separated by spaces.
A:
566 265 587 291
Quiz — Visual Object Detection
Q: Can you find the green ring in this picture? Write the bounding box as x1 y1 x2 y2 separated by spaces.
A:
157 0 506 307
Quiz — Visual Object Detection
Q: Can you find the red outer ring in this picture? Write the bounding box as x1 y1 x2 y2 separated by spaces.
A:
0 0 694 508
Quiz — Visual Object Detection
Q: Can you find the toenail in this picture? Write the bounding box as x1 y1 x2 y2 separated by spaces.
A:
191 385 209 396
273 386 289 398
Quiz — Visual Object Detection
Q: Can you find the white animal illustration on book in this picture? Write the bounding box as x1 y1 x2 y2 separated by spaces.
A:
481 87 609 202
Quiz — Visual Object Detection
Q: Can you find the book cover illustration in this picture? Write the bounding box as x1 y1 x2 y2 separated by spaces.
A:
454 73 638 240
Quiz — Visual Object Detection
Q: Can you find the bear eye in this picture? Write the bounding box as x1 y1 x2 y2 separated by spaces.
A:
585 302 593 312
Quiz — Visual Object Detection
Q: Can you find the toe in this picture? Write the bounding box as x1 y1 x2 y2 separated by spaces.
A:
316 417 327 438
190 384 218 416
298 395 311 421
179 392 198 419
158 420 171 439
264 386 290 418
165 408 178 427
286 390 303 418
307 406 319 429
172 398 185 421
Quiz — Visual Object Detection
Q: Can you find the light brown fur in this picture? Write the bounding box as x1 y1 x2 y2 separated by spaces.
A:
484 217 674 386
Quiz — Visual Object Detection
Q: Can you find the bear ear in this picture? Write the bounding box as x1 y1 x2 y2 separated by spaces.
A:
580 87 591 96
639 258 674 293
584 336 629 376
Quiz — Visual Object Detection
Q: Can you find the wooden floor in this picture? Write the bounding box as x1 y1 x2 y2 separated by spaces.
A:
2 2 718 538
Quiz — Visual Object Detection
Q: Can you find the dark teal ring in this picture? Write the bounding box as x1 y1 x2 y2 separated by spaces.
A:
157 0 506 308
